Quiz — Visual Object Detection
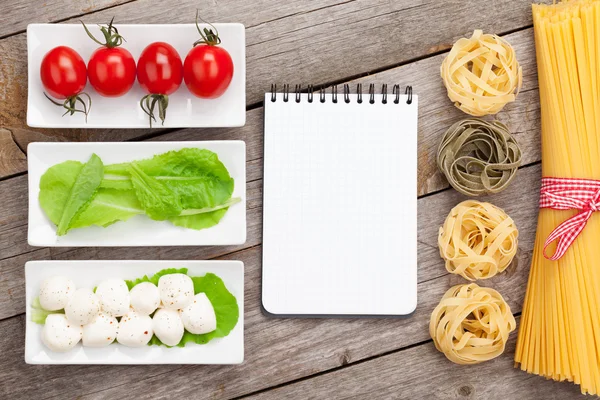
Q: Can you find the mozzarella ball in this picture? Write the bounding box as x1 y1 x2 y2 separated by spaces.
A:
39 276 75 311
158 274 194 310
95 279 130 317
82 312 118 347
65 288 100 325
179 293 217 334
152 309 184 346
130 282 160 315
41 314 82 352
116 311 153 347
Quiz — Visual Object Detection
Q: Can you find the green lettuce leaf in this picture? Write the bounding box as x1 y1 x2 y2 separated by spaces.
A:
40 161 144 232
55 154 104 235
30 297 64 325
71 188 144 228
39 148 239 234
39 160 84 226
128 163 183 220
105 148 235 209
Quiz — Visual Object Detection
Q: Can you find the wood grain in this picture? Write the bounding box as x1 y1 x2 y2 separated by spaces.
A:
245 318 585 400
0 128 27 178
0 0 536 178
0 0 135 38
0 163 550 399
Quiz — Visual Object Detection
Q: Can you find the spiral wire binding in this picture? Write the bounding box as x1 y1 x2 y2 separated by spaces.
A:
270 84 413 104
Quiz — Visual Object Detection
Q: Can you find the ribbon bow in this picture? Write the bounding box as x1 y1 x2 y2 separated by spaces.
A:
540 177 600 260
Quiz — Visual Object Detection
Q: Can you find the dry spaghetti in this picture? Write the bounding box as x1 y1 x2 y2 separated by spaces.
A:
515 1 600 395
437 118 522 196
438 200 518 281
430 283 516 365
441 30 522 116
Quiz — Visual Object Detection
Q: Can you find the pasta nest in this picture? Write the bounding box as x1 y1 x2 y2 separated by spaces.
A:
437 118 522 197
441 30 522 116
430 283 516 365
438 200 518 280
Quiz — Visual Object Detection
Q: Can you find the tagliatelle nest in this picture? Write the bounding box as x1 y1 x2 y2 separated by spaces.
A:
441 30 522 116
438 200 518 281
430 283 516 365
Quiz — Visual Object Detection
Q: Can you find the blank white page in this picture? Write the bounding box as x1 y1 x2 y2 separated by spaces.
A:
262 91 418 316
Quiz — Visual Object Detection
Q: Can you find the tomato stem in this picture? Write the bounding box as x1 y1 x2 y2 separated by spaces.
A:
81 17 126 48
193 10 221 47
44 92 92 122
140 94 169 127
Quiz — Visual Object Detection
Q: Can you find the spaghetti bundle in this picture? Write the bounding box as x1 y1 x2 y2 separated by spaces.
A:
441 30 522 116
515 1 600 395
430 283 516 365
438 200 518 281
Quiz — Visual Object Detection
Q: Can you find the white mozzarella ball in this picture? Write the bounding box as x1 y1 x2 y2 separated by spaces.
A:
158 274 194 310
116 311 153 347
41 314 82 352
130 282 160 315
179 293 217 334
82 312 118 347
65 288 100 325
152 308 184 346
95 279 130 317
39 276 75 311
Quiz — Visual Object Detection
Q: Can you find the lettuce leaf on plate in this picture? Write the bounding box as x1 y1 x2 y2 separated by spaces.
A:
40 161 143 231
128 163 183 220
39 148 240 234
105 149 237 229
55 154 103 235
30 297 64 324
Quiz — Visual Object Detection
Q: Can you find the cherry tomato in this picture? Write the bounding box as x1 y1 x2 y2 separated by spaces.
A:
40 46 87 99
184 14 234 99
184 45 233 98
137 42 183 95
88 47 136 97
82 18 136 97
137 42 183 126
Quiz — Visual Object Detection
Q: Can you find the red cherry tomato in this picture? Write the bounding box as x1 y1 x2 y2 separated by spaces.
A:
40 46 87 99
184 45 233 98
137 42 183 95
88 47 136 97
137 42 183 126
81 18 136 97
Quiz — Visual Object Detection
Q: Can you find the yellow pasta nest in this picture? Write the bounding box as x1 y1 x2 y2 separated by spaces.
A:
430 283 516 365
438 200 518 280
441 30 522 116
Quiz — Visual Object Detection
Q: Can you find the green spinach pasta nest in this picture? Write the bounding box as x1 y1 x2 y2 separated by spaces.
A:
437 118 522 196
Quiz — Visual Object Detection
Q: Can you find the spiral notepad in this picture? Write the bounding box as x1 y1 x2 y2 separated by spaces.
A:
262 84 418 316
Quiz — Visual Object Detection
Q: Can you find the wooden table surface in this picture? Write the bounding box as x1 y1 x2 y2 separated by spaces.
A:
0 0 589 398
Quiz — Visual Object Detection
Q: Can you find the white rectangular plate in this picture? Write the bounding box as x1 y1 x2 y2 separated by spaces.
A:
25 260 244 364
27 23 246 128
28 141 246 247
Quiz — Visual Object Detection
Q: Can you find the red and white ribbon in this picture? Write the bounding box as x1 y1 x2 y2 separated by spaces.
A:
540 177 600 260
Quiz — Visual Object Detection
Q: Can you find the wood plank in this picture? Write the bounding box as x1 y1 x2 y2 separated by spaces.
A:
0 163 544 399
245 318 585 400
0 128 27 178
0 0 535 177
0 0 135 38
